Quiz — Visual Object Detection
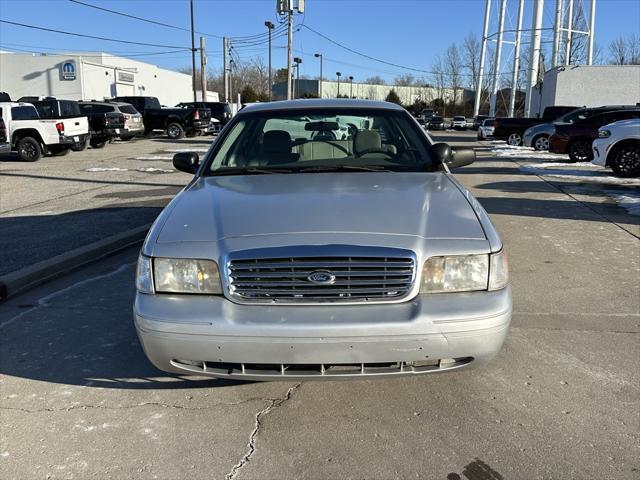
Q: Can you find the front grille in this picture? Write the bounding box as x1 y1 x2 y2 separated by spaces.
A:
227 255 416 304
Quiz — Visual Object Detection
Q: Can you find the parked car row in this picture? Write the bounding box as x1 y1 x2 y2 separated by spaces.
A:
0 94 231 161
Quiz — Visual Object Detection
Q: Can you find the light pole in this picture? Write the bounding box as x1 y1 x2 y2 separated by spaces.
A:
189 0 197 102
336 72 341 97
348 76 354 98
265 21 274 101
293 57 302 98
314 53 323 98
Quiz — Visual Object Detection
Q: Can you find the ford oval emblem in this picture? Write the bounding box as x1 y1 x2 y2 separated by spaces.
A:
307 270 336 285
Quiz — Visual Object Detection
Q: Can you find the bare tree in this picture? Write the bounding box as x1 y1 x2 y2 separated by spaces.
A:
430 55 447 114
365 75 386 85
462 33 481 89
394 73 416 86
628 34 640 64
445 44 463 107
609 36 629 65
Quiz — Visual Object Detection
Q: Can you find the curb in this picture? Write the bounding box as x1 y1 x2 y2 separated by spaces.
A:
0 224 151 301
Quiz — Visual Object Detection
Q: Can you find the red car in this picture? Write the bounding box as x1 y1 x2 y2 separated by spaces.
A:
549 109 640 162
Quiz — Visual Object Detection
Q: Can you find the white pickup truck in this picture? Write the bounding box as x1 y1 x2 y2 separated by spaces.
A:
0 102 89 161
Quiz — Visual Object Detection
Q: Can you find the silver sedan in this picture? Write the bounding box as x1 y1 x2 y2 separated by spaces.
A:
134 99 511 381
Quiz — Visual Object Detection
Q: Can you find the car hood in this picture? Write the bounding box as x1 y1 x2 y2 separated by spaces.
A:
155 172 486 243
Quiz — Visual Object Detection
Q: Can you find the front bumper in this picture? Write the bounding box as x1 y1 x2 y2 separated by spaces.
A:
591 138 609 166
134 286 512 380
549 135 569 154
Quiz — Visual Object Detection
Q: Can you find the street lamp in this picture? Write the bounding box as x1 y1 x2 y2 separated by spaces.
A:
336 71 341 97
348 76 354 98
314 53 323 98
264 21 275 101
293 57 302 98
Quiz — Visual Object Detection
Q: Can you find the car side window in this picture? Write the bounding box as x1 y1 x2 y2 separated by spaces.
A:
11 106 39 120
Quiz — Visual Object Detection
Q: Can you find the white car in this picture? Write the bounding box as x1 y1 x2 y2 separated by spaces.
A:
592 119 640 177
477 118 495 140
450 116 467 130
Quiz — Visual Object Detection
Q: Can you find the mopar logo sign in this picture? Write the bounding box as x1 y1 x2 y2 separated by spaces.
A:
61 60 76 80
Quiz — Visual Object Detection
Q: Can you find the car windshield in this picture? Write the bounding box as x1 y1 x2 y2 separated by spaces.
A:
454 117 465 121
431 116 443 122
119 105 139 114
483 119 494 126
206 108 433 174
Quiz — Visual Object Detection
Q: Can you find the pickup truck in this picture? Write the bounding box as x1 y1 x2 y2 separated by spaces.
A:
493 105 578 146
0 116 10 155
111 96 211 139
0 101 88 161
18 97 90 154
79 101 126 148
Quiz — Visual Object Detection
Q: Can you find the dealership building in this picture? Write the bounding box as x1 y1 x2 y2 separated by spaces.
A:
0 51 218 106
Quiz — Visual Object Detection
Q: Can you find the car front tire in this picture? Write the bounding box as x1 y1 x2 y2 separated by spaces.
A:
507 132 523 146
609 141 640 178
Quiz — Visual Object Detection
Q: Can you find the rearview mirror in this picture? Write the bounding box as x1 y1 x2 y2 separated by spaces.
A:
430 143 475 169
173 152 199 174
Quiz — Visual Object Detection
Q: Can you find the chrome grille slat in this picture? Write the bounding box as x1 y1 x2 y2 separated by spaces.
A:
228 255 416 304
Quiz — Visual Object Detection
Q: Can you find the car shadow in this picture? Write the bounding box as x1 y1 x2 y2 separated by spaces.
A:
0 255 248 390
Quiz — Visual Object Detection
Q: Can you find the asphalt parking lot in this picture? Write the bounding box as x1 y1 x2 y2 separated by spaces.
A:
1 131 638 479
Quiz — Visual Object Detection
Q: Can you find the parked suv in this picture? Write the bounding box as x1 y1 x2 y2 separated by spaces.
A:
592 119 640 177
450 116 467 130
112 96 211 139
176 101 232 127
18 97 90 155
134 99 511 381
78 102 126 148
493 105 578 146
549 109 640 162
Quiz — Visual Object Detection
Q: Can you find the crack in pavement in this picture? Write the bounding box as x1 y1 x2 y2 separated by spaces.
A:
0 398 275 413
225 383 301 480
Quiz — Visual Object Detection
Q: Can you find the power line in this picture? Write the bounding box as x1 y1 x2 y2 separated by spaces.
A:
0 19 188 49
0 45 192 59
68 0 225 39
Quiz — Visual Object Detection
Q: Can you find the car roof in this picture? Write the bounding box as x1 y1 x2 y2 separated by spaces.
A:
238 98 405 114
0 102 35 107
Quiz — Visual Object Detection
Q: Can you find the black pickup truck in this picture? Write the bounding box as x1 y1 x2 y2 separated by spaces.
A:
493 105 578 146
79 102 126 149
111 96 211 139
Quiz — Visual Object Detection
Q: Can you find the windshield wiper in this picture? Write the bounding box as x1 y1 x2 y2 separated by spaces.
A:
211 167 294 176
299 165 388 173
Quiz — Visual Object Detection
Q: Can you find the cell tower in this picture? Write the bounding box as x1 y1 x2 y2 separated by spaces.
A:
473 0 596 118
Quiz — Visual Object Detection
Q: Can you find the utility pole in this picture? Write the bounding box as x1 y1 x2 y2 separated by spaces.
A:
474 0 492 117
587 0 596 65
336 72 341 97
489 0 507 117
314 53 323 98
189 0 197 102
229 59 234 105
286 2 293 100
223 37 229 102
565 0 574 65
265 21 274 101
199 37 207 101
508 0 524 117
349 76 354 98
525 0 544 117
293 57 302 98
552 0 563 67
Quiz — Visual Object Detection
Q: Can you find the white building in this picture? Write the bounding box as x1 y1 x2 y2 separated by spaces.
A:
0 52 218 106
529 65 640 116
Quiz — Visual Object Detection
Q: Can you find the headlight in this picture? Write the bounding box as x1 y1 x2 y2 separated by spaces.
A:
136 254 154 294
153 258 222 294
420 251 509 293
598 130 611 138
421 254 488 293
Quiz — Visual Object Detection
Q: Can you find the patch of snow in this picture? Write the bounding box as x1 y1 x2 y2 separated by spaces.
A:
133 156 173 160
491 145 568 161
84 167 128 172
603 190 640 216
164 148 209 153
136 167 174 173
519 164 640 186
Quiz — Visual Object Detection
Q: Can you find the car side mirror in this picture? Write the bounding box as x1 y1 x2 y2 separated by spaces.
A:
173 152 199 174
430 143 475 169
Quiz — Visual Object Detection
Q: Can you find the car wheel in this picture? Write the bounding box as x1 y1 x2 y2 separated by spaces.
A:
167 122 185 140
71 137 89 152
90 139 107 149
119 135 134 141
533 135 549 151
49 146 71 157
507 132 523 146
17 137 42 162
609 142 640 178
568 139 593 162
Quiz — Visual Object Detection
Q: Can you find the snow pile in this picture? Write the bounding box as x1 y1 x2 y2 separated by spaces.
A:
84 167 128 172
136 167 174 173
602 190 640 216
491 145 568 161
85 166 174 174
133 156 174 160
164 148 209 153
520 164 640 186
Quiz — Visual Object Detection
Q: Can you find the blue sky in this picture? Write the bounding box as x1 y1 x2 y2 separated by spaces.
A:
0 0 638 83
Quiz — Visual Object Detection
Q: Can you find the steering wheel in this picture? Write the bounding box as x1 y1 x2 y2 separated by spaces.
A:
354 148 393 158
